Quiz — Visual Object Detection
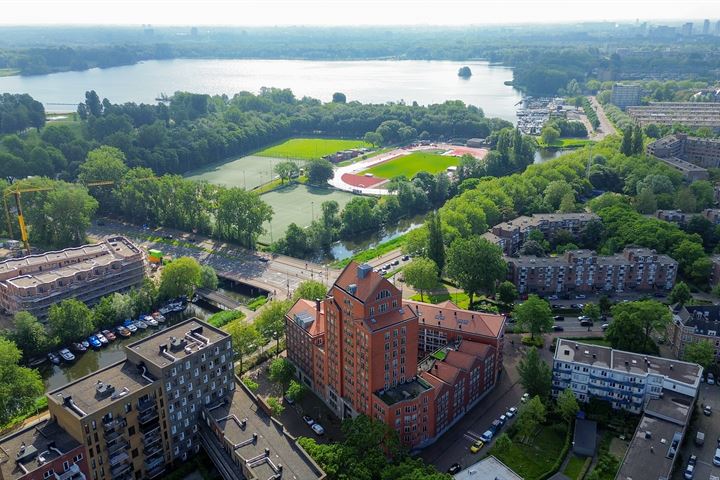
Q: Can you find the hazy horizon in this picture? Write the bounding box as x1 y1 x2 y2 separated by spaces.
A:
2 0 718 27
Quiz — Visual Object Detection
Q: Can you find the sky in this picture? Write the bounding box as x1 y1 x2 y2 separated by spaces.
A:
1 0 718 26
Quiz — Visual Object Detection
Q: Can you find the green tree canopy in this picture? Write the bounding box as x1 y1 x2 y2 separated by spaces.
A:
403 258 438 302
446 236 507 306
306 159 334 185
556 388 579 423
515 395 547 444
268 357 295 394
0 337 44 425
684 340 715 369
517 347 552 400
497 281 518 307
7 311 51 359
515 295 553 339
292 280 328 302
48 299 94 345
255 300 292 356
226 321 261 373
607 300 669 354
159 256 202 299
426 210 445 274
669 281 692 306
275 161 300 184
199 264 219 290
582 303 601 323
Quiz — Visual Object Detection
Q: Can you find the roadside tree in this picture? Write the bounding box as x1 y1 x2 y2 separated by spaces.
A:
226 322 262 373
275 161 300 184
292 280 328 302
582 303 601 323
48 299 94 345
255 300 292 356
515 396 547 444
268 357 295 394
158 256 201 299
669 281 692 306
514 295 553 340
684 340 715 369
403 258 438 301
446 236 506 306
497 281 518 307
306 159 334 185
517 347 552 400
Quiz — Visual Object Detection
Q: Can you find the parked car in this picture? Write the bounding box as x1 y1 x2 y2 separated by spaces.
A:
402 255 411 261
708 373 716 385
506 407 518 418
548 295 559 301
571 304 584 309
713 448 720 467
87 335 102 349
684 463 695 479
284 395 295 405
499 414 507 426
521 393 530 403
447 464 462 474
704 405 713 416
311 423 325 435
553 315 565 321
470 440 484 453
102 330 116 342
688 455 697 466
601 324 609 331
302 415 314 426
695 431 705 446
71 342 87 353
552 325 564 332
580 320 593 327
480 430 493 442
96 333 108 345
392 259 400 266
552 304 563 309
58 348 76 363
115 326 131 337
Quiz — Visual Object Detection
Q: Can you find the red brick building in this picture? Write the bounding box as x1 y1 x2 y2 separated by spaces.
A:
285 262 506 448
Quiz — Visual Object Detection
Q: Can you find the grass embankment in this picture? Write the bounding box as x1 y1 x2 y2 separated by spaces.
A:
538 138 596 149
0 68 19 77
256 138 371 160
332 234 407 269
489 423 568 479
361 151 457 179
0 397 48 434
207 310 245 328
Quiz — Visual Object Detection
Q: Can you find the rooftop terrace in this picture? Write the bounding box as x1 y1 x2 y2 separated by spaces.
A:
375 376 433 406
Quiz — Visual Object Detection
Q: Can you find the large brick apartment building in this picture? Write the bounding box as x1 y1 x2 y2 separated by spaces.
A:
285 262 506 448
667 305 720 364
0 319 324 480
0 237 144 319
506 247 677 295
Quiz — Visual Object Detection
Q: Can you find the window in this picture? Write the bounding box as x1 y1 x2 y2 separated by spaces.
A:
128 426 135 436
63 461 70 471
132 448 139 458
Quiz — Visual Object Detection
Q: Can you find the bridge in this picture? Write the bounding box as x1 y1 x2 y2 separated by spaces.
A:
195 288 243 311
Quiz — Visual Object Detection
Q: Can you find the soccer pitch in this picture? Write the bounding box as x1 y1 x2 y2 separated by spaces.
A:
184 155 298 190
259 184 356 243
256 138 371 160
360 151 458 179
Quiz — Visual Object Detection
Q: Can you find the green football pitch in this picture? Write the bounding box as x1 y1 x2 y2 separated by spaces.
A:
360 151 458 179
185 155 297 190
256 138 371 160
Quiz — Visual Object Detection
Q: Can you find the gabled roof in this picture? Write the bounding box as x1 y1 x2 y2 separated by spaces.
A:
426 361 461 386
333 261 396 303
405 300 505 339
286 299 325 337
457 341 493 359
444 350 478 372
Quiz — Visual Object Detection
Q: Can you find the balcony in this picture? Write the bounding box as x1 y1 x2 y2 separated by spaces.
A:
144 444 163 457
145 454 165 471
110 462 131 478
138 397 157 413
138 409 159 424
104 429 125 443
109 451 130 467
107 439 130 455
147 465 167 479
143 430 162 447
140 419 160 435
55 464 86 480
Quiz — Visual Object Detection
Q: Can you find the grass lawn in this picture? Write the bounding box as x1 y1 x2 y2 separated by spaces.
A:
185 155 295 190
256 138 371 160
539 138 596 149
361 151 458 179
563 454 588 480
490 424 568 479
259 184 355 243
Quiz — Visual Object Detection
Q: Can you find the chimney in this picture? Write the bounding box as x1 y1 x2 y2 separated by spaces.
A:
315 298 321 312
357 264 372 279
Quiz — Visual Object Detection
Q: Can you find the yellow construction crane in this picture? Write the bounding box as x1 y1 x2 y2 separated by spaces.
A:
3 179 153 255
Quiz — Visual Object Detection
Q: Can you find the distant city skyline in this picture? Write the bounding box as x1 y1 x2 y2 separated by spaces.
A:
1 0 718 27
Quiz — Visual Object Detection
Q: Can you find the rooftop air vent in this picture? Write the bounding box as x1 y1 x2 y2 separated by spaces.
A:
95 381 115 398
169 336 187 352
357 264 373 279
348 284 357 295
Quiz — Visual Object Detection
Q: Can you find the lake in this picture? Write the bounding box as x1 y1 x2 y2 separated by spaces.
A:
0 59 522 122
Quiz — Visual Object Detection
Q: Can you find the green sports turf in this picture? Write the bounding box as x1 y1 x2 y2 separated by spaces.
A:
184 155 297 190
361 151 458 179
259 184 356 243
256 138 371 160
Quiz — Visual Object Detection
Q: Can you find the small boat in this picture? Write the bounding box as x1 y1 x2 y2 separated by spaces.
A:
28 357 47 367
102 329 117 342
153 312 166 323
158 306 171 315
115 326 132 337
81 340 90 349
58 348 76 363
144 315 158 327
47 352 61 365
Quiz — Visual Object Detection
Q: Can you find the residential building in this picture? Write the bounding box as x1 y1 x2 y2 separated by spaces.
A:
506 247 677 295
711 255 720 285
0 419 89 480
284 262 506 448
452 456 522 480
667 304 720 363
0 237 144 319
647 133 720 169
629 103 720 130
681 22 693 36
610 84 643 110
654 208 720 225
489 213 599 255
703 19 710 35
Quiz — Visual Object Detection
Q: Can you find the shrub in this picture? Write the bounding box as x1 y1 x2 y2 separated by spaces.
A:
207 309 245 328
267 397 285 417
247 296 268 311
243 378 259 392
521 335 545 348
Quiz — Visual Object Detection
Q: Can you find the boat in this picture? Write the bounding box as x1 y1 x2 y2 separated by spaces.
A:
115 326 131 337
144 315 158 327
153 312 166 323
81 340 90 349
47 352 61 365
158 306 171 315
28 357 47 367
102 329 117 342
58 348 76 363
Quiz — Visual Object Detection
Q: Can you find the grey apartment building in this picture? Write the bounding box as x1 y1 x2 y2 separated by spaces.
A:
506 247 677 295
647 133 720 168
486 213 599 255
610 84 643 109
629 102 720 130
0 237 144 319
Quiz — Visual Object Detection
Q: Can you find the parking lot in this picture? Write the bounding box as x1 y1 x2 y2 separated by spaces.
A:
675 381 720 480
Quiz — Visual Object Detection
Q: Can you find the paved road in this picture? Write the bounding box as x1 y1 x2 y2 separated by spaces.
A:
674 382 720 480
89 219 340 298
589 96 618 141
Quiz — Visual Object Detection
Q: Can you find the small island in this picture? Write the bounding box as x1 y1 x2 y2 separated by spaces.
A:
457 66 472 78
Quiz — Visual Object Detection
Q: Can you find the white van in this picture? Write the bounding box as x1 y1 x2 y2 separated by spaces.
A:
714 448 720 467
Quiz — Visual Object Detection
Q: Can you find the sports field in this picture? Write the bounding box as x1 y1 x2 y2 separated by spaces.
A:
256 138 371 160
360 151 458 179
185 155 297 190
259 184 355 243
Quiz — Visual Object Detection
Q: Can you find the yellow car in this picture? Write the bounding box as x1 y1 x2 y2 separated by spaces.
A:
470 440 484 453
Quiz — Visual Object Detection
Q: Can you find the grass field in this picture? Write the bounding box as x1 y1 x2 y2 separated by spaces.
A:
563 454 589 479
361 151 458 179
185 155 298 190
489 424 568 479
256 138 371 160
539 138 596 149
259 184 355 243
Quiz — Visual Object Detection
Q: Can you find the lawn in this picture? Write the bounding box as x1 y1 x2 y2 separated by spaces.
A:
361 151 458 179
489 424 568 479
538 138 596 149
256 138 371 160
185 155 295 190
259 184 356 243
563 454 589 480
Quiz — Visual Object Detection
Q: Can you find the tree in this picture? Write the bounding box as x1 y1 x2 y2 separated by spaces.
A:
520 239 546 257
267 397 285 417
621 127 633 156
111 292 136 321
306 159 334 185
684 340 715 369
540 125 560 146
497 281 518 307
0 338 44 425
215 187 273 248
690 257 713 285
268 357 295 394
635 188 657 214
226 322 261 373
544 181 574 210
8 311 51 359
403 258 438 302
517 347 552 400
292 280 328 302
599 295 612 314
255 300 291 356
514 295 553 340
494 433 512 454
332 92 347 103
159 257 202 299
558 192 577 213
515 396 547 444
77 146 128 213
93 295 118 330
48 299 94 345
446 237 507 306
669 281 692 306
675 187 698 213
426 210 445 274
672 239 705 277
556 388 579 423
274 161 300 184
363 131 383 147
632 123 644 155
199 264 219 290
286 379 307 402
582 303 601 323
607 300 670 354
38 184 99 248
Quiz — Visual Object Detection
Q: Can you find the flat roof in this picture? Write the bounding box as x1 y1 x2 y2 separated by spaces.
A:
47 360 152 418
616 415 682 480
0 420 81 480
555 340 701 386
645 393 693 426
206 387 324 480
376 377 433 406
454 456 523 480
126 318 229 368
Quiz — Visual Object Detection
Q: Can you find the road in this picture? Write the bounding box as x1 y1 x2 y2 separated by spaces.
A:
674 382 720 480
589 95 618 140
89 219 340 298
